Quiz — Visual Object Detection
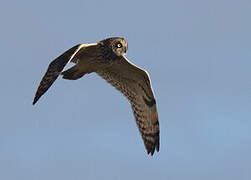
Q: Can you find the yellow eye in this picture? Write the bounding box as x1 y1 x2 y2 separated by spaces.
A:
116 42 122 48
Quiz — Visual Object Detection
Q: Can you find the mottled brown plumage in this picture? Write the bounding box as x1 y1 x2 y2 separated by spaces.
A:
33 37 160 155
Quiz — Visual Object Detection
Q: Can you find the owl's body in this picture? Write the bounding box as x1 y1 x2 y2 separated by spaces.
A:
33 37 160 155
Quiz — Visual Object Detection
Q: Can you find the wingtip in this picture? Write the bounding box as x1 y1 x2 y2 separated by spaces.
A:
146 141 159 156
146 148 155 156
156 141 160 152
147 150 155 156
32 98 38 105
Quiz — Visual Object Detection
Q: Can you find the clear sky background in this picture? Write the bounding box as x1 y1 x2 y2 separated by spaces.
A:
0 0 251 179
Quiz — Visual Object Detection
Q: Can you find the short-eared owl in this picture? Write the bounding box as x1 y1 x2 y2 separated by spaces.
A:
33 37 159 155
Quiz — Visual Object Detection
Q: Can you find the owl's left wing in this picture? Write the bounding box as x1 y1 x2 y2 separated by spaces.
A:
33 44 83 105
97 56 159 155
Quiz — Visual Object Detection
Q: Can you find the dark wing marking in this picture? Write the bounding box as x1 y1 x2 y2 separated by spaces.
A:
97 57 159 155
33 44 82 105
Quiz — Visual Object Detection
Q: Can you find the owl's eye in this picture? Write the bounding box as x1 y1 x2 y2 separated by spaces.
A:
116 42 122 48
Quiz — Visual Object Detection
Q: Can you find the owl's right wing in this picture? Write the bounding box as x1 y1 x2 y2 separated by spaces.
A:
97 56 159 155
33 44 86 105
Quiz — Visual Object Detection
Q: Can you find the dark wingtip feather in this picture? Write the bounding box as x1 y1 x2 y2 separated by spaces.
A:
147 148 155 156
145 134 160 156
32 98 38 105
32 100 36 105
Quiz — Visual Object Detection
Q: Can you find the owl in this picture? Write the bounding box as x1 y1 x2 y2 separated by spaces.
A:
33 37 159 155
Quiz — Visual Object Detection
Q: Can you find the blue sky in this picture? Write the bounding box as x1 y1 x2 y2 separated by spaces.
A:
0 0 251 179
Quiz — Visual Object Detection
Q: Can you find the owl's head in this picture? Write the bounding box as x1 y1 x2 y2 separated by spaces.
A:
100 37 128 57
